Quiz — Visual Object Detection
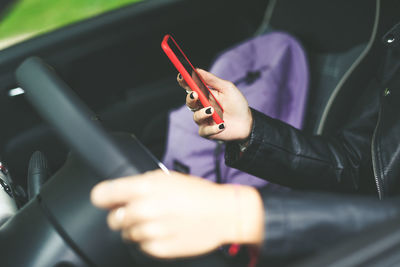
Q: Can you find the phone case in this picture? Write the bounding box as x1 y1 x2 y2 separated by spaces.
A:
161 34 224 124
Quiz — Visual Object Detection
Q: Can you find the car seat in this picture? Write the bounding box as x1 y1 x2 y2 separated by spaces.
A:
255 0 400 134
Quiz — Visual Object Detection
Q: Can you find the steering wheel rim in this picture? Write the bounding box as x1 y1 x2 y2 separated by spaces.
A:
15 56 166 266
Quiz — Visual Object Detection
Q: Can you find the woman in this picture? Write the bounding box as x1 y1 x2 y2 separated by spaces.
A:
91 22 400 263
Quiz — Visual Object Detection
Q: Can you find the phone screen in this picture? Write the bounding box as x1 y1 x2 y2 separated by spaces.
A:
165 36 223 119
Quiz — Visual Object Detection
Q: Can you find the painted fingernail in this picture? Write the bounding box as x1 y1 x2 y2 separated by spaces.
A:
219 124 225 130
205 107 212 114
178 73 182 80
190 92 194 99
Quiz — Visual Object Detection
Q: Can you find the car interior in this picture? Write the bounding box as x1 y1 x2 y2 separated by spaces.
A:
1 0 400 266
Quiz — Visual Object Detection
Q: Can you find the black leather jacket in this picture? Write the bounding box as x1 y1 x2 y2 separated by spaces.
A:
226 23 400 198
225 22 400 260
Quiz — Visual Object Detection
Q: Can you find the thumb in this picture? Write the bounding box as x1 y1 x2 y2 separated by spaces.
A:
197 69 233 93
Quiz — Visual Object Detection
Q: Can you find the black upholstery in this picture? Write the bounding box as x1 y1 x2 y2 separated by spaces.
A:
315 0 400 134
264 0 376 133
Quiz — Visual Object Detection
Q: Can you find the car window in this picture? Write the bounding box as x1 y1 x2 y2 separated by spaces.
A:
0 0 143 50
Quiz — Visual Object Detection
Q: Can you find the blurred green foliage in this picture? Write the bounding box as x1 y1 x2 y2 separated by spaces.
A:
0 0 142 48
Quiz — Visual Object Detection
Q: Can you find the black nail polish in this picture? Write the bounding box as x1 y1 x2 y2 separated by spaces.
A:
206 108 212 114
219 124 225 130
178 73 182 79
190 92 194 99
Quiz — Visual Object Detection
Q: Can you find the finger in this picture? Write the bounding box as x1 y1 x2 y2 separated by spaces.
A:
198 123 225 138
107 206 127 230
193 107 214 124
122 222 171 243
139 240 173 258
91 178 149 209
91 171 165 208
196 69 233 92
177 73 191 92
108 200 163 230
186 91 201 111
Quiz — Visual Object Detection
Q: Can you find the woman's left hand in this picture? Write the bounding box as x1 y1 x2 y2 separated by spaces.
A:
91 170 252 258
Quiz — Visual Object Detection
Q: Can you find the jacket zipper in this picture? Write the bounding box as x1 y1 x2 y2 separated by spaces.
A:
371 105 383 199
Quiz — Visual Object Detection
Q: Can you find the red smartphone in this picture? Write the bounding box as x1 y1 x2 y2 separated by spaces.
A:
161 34 224 124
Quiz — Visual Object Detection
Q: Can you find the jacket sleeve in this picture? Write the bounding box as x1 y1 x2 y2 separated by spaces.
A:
257 188 400 261
225 79 381 192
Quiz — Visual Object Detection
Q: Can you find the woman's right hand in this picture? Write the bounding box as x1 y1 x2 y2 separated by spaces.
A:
178 69 253 141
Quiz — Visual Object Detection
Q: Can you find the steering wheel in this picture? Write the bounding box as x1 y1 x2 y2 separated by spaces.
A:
15 56 164 266
7 57 232 267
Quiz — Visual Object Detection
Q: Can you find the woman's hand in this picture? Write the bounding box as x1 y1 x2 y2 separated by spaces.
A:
91 170 264 259
178 69 253 141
